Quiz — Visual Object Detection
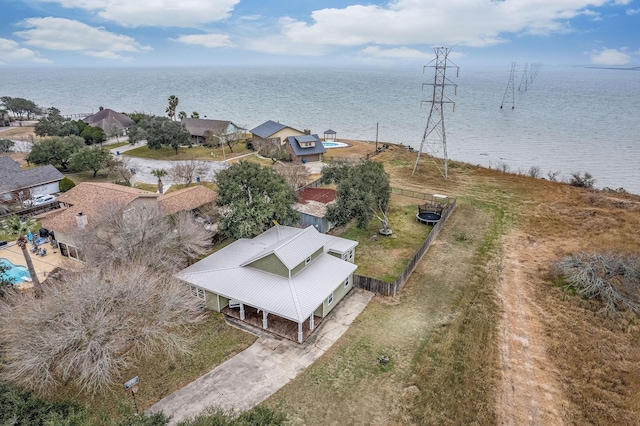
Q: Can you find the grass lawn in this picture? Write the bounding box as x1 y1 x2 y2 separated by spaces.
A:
334 196 434 282
52 311 257 421
123 144 249 161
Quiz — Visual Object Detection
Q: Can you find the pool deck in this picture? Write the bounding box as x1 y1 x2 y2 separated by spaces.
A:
0 239 75 289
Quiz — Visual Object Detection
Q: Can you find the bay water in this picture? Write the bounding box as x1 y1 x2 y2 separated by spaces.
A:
1 65 638 193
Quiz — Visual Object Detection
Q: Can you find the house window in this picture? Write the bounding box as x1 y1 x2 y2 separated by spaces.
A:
191 286 205 300
305 256 311 265
327 292 334 305
344 278 350 288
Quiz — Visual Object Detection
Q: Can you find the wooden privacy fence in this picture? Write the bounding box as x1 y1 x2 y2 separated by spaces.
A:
391 187 433 200
352 198 457 296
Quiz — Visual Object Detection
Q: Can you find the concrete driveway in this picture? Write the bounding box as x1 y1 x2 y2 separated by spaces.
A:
147 288 374 424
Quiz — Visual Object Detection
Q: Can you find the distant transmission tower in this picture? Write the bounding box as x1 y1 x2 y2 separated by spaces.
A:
518 63 529 91
412 47 459 178
500 62 516 109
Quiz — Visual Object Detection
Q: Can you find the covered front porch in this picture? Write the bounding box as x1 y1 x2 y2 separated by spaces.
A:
221 303 323 343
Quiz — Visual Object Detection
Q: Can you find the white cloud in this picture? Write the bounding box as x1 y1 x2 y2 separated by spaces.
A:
360 46 429 59
15 17 151 60
38 0 240 27
626 8 640 14
0 38 49 63
174 34 234 48
589 47 630 65
280 0 611 48
613 0 632 5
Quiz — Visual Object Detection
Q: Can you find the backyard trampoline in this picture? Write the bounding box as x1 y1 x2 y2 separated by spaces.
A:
416 211 442 225
416 194 449 225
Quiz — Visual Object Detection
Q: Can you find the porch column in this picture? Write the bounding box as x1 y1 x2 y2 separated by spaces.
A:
309 314 315 331
297 322 303 343
262 310 268 329
240 303 245 320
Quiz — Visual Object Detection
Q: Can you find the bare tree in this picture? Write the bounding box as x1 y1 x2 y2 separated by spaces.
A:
77 205 212 271
0 261 205 395
108 156 138 186
274 162 309 190
168 160 209 187
553 252 640 316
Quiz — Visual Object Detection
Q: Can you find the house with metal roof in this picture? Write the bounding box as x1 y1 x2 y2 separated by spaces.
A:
178 225 358 343
0 157 64 205
286 134 326 163
181 118 244 146
250 120 305 152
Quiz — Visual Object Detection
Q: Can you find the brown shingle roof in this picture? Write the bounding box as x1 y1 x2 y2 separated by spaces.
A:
43 182 157 233
83 108 135 132
158 185 216 216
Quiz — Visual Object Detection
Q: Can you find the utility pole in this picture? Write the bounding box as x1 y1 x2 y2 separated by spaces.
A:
501 62 517 109
375 121 379 152
412 47 459 178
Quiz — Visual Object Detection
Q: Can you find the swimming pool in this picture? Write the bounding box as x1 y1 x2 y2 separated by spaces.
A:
0 258 30 285
322 141 350 148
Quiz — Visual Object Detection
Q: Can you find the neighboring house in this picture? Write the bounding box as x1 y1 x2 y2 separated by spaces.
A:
38 182 215 261
0 157 64 205
83 107 135 135
285 134 326 163
178 225 358 343
250 120 305 152
158 185 216 216
181 118 243 146
294 187 336 234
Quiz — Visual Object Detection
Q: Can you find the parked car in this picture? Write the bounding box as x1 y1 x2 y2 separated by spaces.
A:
33 194 57 206
23 194 57 207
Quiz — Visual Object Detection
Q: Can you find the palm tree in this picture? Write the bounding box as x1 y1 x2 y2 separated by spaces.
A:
190 111 200 119
16 235 43 297
151 168 167 194
2 215 43 296
178 111 187 120
166 95 179 121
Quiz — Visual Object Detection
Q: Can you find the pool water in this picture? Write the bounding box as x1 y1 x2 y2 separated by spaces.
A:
0 258 30 285
322 141 349 148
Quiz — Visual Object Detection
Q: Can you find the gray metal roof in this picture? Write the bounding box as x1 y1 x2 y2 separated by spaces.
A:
287 135 327 156
323 129 337 134
0 161 64 193
177 225 358 322
241 226 326 270
250 120 288 138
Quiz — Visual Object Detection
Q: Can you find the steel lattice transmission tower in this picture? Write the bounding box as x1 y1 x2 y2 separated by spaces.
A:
501 62 517 109
518 62 529 91
412 47 459 178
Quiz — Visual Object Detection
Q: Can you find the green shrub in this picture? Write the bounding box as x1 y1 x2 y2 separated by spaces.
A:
0 381 88 425
59 177 76 192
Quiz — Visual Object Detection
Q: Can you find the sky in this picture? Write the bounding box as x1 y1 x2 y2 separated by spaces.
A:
0 0 638 68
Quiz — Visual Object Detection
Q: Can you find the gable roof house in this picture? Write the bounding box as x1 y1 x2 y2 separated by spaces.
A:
286 134 326 163
181 118 243 146
83 107 135 135
250 120 305 153
38 182 215 261
0 157 64 204
178 225 358 343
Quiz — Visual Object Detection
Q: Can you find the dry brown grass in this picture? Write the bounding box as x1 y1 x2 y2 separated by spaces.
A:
265 145 640 425
0 126 36 140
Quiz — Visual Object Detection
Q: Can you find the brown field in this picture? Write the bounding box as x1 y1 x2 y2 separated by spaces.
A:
264 145 640 425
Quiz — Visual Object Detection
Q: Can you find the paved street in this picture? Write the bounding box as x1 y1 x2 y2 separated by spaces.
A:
147 289 374 425
108 142 229 185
